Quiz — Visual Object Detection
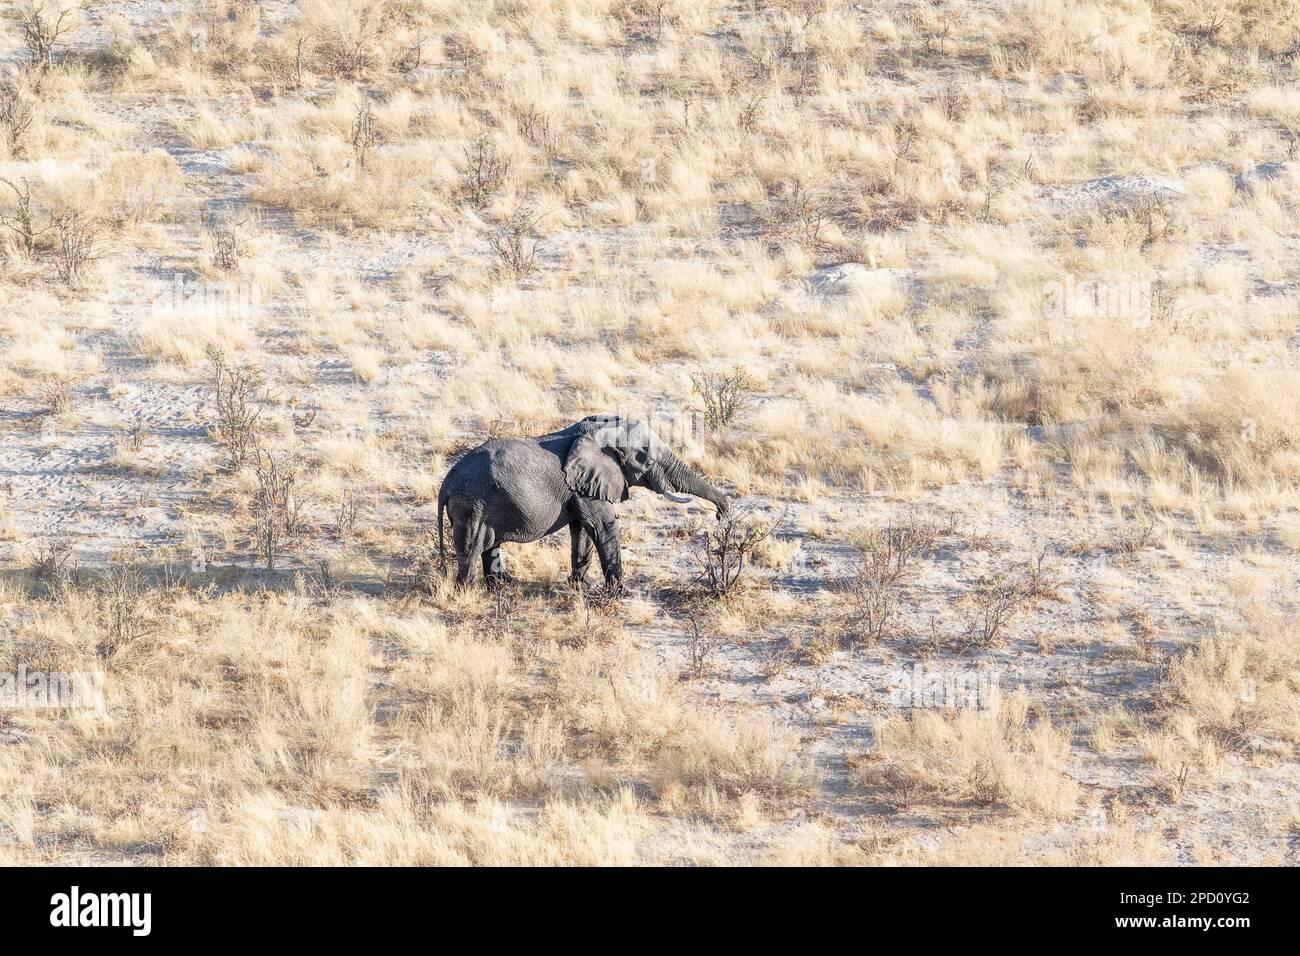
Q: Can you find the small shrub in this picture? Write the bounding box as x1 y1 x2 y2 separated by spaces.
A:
690 366 752 429
957 549 1058 652
0 80 34 155
207 346 264 468
0 177 41 255
251 446 300 572
486 204 545 280
49 209 106 285
37 376 72 415
206 215 250 271
693 505 780 597
30 536 72 584
350 99 381 169
844 517 945 643
21 1 77 72
97 555 151 657
461 135 509 208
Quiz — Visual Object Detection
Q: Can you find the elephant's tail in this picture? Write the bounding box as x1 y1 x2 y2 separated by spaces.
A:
437 495 447 574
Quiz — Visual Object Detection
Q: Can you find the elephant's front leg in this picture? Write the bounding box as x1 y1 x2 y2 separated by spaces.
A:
574 498 623 590
568 521 594 584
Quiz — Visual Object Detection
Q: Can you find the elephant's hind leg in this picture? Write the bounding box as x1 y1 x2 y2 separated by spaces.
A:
482 546 514 585
450 503 493 586
451 510 473 585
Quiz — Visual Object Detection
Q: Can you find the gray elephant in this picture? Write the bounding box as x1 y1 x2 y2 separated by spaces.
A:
437 415 730 588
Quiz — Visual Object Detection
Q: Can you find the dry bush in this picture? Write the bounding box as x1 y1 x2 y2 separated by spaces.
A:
693 506 780 597
870 690 1079 818
36 375 72 415
95 555 153 658
956 550 1057 652
350 98 381 169
0 80 34 156
1170 364 1300 488
0 177 40 256
460 135 509 209
691 366 753 429
844 517 944 643
48 209 106 285
206 215 251 271
252 447 302 572
20 0 78 72
1155 612 1300 768
486 204 546 280
207 346 264 468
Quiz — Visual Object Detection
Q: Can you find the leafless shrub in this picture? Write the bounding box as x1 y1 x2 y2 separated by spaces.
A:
49 209 106 285
690 366 752 429
1110 517 1159 557
845 519 942 643
122 414 148 452
30 536 72 584
760 641 794 681
0 177 41 256
206 346 263 469
767 178 835 251
681 613 717 679
206 215 249 271
21 1 77 72
335 487 360 542
461 136 510 208
693 506 781 597
0 80 34 155
890 118 919 174
487 204 545 280
97 555 151 657
315 13 374 79
514 107 557 159
956 549 1059 653
37 375 72 415
252 446 300 572
350 99 381 169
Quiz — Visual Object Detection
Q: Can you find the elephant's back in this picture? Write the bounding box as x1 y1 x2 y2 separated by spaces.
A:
442 438 567 512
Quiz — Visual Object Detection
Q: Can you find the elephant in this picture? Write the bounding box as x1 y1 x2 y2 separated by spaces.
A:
437 415 730 589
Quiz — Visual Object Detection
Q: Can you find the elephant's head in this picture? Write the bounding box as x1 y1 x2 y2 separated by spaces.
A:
563 416 731 518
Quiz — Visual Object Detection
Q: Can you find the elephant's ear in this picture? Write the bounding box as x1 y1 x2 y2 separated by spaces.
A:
564 430 628 503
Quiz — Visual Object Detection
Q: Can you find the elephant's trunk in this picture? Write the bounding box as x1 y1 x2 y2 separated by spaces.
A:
657 448 730 513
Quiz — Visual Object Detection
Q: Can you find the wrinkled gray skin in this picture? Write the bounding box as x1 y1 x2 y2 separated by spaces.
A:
438 415 730 588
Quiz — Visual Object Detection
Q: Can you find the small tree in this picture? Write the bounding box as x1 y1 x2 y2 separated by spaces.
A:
461 135 509 207
691 366 752 429
694 505 780 597
0 80 34 155
252 446 299 572
207 346 264 468
0 178 42 255
845 520 940 643
206 215 250 271
21 1 78 72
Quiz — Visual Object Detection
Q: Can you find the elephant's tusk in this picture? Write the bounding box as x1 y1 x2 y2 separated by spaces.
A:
661 492 693 504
